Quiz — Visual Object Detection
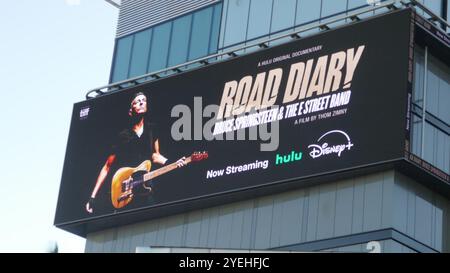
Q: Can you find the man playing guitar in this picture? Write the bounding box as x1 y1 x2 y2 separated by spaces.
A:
85 92 186 213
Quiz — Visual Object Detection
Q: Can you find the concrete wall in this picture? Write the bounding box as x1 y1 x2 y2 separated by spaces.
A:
393 172 449 252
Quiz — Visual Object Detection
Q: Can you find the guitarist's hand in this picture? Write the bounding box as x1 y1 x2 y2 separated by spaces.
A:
176 157 187 168
86 197 95 214
152 153 168 165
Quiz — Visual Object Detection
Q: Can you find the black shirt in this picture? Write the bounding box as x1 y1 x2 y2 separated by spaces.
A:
111 122 160 171
103 122 160 211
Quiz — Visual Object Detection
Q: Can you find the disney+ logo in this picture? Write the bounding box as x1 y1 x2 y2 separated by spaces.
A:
308 130 354 159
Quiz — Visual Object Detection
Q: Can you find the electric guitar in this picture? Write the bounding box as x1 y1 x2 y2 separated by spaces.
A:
111 151 208 209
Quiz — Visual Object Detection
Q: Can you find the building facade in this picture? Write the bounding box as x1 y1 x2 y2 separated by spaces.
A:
74 0 449 253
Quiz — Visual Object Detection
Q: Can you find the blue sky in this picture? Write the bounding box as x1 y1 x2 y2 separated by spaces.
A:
0 0 118 252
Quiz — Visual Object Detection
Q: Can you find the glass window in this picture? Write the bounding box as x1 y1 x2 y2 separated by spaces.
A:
111 35 133 82
148 21 172 72
437 69 450 125
425 53 450 123
424 0 442 18
321 0 348 18
246 0 273 40
412 47 449 174
189 8 213 60
414 0 425 16
411 114 422 157
347 0 369 10
446 134 450 173
223 0 251 47
112 2 222 80
129 29 152 78
411 117 449 173
295 0 321 25
423 122 436 165
168 15 192 67
436 129 449 173
423 123 449 173
219 0 229 49
271 0 297 33
413 46 425 107
426 60 439 119
414 48 449 125
348 0 376 19
268 0 297 47
448 0 450 17
447 3 450 33
209 4 222 54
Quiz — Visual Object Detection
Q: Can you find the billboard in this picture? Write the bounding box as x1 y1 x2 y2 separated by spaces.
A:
55 9 413 230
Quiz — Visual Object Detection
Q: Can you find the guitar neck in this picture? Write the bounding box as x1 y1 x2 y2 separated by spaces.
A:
143 156 192 182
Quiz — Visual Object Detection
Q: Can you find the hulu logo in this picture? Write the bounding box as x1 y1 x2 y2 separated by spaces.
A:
275 151 303 165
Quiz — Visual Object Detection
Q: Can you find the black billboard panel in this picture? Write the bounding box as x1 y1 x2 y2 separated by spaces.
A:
55 9 413 232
